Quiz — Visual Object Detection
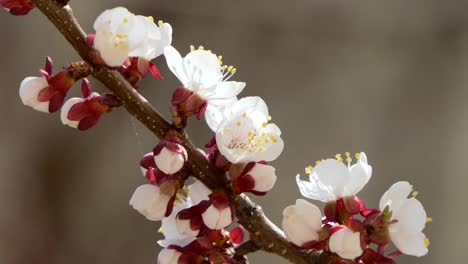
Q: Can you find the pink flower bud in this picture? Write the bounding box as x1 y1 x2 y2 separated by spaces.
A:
140 152 156 176
201 193 233 230
153 138 188 175
129 184 172 221
232 162 277 195
329 227 363 260
157 248 182 264
60 92 109 131
282 199 322 247
0 0 34 16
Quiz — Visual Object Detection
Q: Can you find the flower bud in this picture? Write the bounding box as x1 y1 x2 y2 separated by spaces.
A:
201 193 233 230
157 248 182 264
129 184 172 221
329 227 363 260
175 217 200 237
282 199 322 247
0 0 35 16
140 152 156 176
60 93 110 131
232 162 277 195
153 138 188 175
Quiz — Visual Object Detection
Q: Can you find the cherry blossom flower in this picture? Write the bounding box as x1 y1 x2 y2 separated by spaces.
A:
129 184 173 221
61 80 118 130
379 181 429 257
329 227 364 260
214 97 284 164
201 193 234 230
153 137 188 175
296 152 372 202
165 45 246 119
19 57 80 113
0 0 34 15
93 7 172 67
282 199 322 247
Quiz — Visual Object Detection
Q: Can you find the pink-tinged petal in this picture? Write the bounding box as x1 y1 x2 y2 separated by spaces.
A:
149 61 163 80
61 97 84 128
19 76 50 113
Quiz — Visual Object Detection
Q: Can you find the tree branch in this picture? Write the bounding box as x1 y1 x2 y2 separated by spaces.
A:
30 1 327 263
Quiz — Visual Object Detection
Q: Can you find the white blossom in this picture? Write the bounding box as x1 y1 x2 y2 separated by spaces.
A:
129 184 171 221
282 199 322 247
214 97 284 164
379 181 429 257
164 46 245 107
296 152 372 202
329 227 363 260
94 7 172 67
201 203 233 230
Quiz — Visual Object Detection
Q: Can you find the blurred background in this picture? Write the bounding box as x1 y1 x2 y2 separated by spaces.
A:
0 0 467 263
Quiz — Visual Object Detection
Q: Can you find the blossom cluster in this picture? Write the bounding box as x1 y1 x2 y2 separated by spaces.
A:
283 153 430 263
9 4 431 264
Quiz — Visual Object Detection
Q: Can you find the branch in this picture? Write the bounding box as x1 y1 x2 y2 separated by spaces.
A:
30 1 327 263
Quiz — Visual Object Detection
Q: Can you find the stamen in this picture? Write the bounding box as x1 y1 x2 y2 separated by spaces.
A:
426 217 433 223
412 189 419 197
268 115 272 121
148 16 154 22
157 20 164 26
355 152 360 159
315 160 322 165
305 165 313 174
424 238 430 247
345 152 352 163
190 45 195 52
236 121 241 127
198 46 204 50
123 18 128 24
335 154 343 162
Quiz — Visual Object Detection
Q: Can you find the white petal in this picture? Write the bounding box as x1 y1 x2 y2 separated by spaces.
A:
19 76 50 113
379 181 412 212
159 202 196 247
296 174 336 202
227 96 268 119
183 50 222 89
345 152 372 196
310 159 350 199
392 197 427 233
329 228 363 260
157 248 182 264
154 147 185 174
201 205 220 230
164 46 189 86
60 97 84 128
205 104 226 132
210 81 246 100
390 231 428 257
187 179 211 205
93 7 131 31
249 163 277 192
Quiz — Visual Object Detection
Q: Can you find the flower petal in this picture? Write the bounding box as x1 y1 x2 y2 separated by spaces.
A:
379 181 412 212
345 152 372 196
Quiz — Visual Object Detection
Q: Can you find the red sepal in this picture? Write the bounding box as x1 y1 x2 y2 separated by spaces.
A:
148 61 163 80
229 226 244 245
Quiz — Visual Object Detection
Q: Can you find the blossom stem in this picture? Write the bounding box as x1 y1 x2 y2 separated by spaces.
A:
234 240 260 259
29 0 328 263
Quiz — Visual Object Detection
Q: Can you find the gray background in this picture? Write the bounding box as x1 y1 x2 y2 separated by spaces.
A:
0 0 466 263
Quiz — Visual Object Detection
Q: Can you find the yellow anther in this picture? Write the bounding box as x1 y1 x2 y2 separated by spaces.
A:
258 139 263 144
198 46 204 50
247 132 253 137
236 121 241 127
345 152 352 163
261 132 267 137
231 68 237 74
268 115 272 121
262 123 267 128
158 20 164 26
424 238 430 247
207 50 212 53
270 134 278 143
355 153 360 159
426 217 433 223
265 138 270 143
148 16 154 22
123 18 129 24
218 55 223 61
305 165 313 174
335 154 343 161
225 127 232 132
412 189 419 197
116 33 128 38
315 160 322 165
227 65 233 72
221 65 228 70
242 112 247 118
190 45 195 52
158 227 163 233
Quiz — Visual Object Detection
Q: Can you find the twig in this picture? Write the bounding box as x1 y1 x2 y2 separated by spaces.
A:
29 1 327 263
